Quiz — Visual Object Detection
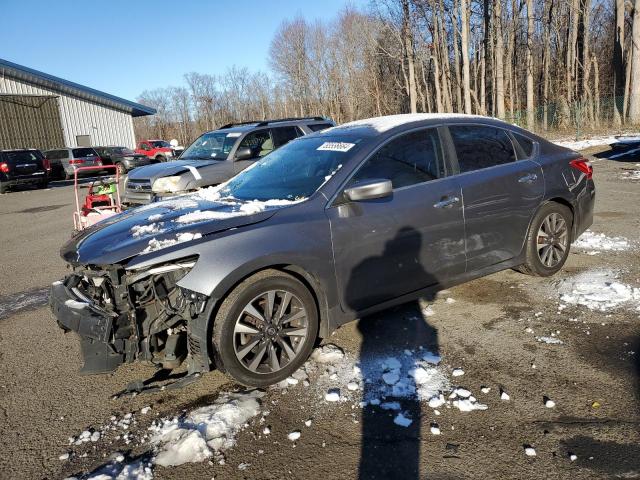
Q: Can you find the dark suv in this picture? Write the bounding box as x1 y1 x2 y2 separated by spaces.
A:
0 149 50 193
94 146 151 175
50 114 594 387
123 117 335 205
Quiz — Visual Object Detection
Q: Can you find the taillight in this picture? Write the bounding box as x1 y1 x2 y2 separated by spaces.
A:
569 158 593 180
42 158 51 171
69 159 84 165
0 162 9 173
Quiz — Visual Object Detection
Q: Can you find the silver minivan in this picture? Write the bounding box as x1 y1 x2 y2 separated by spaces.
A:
43 147 103 180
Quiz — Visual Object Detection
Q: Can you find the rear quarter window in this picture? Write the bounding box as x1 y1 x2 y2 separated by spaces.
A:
511 132 535 158
307 123 333 132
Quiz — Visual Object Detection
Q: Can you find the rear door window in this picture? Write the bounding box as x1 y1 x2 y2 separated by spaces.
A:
238 130 273 158
449 125 516 173
72 148 98 158
351 128 444 189
272 127 301 148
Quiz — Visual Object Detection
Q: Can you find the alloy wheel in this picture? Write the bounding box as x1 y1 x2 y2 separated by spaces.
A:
233 290 309 374
536 212 569 267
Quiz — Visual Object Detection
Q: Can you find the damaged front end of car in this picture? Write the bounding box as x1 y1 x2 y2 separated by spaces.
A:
49 256 213 375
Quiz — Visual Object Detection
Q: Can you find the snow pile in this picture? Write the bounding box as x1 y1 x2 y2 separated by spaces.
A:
175 198 302 224
311 344 346 363
621 170 640 180
131 222 164 238
150 390 263 467
573 230 630 252
143 232 202 253
558 270 640 311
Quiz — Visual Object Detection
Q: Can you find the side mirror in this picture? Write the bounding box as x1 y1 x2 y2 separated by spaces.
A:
344 179 392 201
235 147 253 161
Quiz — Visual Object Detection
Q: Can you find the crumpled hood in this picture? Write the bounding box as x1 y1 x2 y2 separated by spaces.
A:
127 159 217 180
60 192 296 266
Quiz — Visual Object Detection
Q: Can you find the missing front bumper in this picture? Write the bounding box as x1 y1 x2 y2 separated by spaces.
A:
49 281 124 374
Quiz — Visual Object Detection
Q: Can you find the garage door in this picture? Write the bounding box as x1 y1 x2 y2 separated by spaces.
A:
0 94 65 150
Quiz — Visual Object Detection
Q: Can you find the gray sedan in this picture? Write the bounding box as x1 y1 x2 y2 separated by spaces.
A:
50 114 595 387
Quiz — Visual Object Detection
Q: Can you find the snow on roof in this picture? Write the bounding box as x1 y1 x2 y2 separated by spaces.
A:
329 113 493 133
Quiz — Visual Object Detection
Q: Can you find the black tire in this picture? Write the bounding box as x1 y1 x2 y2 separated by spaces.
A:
212 269 319 387
155 155 166 163
0 182 7 194
516 202 573 277
39 180 49 189
115 162 127 175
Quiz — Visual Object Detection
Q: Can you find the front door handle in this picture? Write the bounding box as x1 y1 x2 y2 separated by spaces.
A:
518 173 538 184
433 196 460 209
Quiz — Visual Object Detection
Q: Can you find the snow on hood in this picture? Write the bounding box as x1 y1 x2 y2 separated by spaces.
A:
61 187 305 265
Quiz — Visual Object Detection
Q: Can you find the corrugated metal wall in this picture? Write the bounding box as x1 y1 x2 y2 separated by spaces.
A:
0 75 136 149
0 95 65 150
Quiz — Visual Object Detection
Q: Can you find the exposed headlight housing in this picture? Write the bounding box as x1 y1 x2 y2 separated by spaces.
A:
152 176 183 193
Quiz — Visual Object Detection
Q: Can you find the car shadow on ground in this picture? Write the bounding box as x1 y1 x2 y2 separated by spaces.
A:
346 226 441 480
592 143 640 162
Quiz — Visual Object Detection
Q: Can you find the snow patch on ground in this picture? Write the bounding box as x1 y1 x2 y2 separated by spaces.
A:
553 136 620 151
558 270 640 311
536 336 564 345
573 230 630 252
621 170 640 180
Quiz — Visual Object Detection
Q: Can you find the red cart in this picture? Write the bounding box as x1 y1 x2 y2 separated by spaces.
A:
73 165 122 231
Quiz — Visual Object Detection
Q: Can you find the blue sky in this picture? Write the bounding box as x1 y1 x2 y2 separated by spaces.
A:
2 0 364 102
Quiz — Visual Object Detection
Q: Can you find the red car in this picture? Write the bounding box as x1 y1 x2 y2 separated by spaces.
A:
135 140 175 162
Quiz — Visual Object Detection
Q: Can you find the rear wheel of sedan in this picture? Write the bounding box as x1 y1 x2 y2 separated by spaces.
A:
517 202 573 277
0 182 7 194
212 269 318 387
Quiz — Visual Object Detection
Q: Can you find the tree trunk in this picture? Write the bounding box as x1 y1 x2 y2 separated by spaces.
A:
460 0 472 113
592 54 600 127
542 0 553 129
613 0 625 125
629 0 640 124
401 0 418 113
494 0 506 119
526 0 535 128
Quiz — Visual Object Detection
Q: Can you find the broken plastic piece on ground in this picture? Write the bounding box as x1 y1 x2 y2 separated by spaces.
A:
113 370 201 398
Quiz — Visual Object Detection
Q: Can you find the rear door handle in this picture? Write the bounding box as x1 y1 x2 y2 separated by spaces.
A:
518 173 538 183
433 196 460 209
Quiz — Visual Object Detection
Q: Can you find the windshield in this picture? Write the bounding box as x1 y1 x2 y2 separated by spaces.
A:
218 137 363 201
150 140 171 148
181 132 240 160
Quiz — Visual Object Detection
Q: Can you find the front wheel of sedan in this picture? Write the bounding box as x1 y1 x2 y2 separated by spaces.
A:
517 202 573 277
212 269 319 387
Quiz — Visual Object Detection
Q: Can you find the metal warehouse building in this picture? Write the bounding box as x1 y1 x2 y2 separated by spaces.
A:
0 58 155 151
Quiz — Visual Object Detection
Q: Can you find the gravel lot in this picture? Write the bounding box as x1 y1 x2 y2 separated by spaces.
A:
0 146 639 479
